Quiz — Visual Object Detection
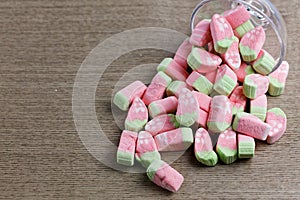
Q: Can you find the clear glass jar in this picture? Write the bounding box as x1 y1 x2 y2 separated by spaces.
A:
190 0 287 73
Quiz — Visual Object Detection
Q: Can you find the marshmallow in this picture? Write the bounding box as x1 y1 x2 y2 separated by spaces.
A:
268 61 289 96
187 47 222 73
221 36 241 70
239 26 266 62
154 128 194 152
148 96 178 118
234 62 255 83
125 98 148 132
266 108 287 144
147 160 184 192
205 69 218 84
192 91 212 112
190 19 212 47
224 5 251 29
250 94 268 121
213 64 238 96
243 74 269 99
135 131 161 168
216 129 238 164
196 109 209 128
207 95 233 133
238 134 255 159
157 58 189 81
194 128 218 166
145 114 179 137
234 20 255 38
174 38 193 69
229 86 247 115
113 81 147 111
252 49 276 75
186 71 213 95
176 88 200 127
166 80 191 98
210 14 235 54
232 112 271 140
142 71 172 105
117 130 138 166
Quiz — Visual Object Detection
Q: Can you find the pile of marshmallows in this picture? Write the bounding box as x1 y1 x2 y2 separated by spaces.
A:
113 5 289 192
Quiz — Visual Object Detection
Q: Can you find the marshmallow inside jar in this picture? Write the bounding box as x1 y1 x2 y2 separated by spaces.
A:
190 0 287 74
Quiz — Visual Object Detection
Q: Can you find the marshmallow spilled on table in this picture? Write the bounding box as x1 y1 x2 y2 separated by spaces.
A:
113 5 289 193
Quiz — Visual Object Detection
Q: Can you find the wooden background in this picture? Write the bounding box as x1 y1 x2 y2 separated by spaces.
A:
0 0 299 199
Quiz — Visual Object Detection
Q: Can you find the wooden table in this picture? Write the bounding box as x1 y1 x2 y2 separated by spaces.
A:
0 0 299 199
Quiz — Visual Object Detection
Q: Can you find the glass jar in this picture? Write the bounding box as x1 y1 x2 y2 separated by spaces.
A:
190 0 287 73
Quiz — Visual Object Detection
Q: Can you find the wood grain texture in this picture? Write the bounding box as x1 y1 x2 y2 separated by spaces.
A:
0 0 299 199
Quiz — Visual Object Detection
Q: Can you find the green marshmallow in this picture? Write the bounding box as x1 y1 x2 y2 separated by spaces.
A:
238 141 255 159
250 106 267 121
125 119 148 132
234 20 255 38
268 77 285 96
238 134 255 159
113 92 129 111
207 121 231 133
214 37 235 54
193 75 213 95
136 151 161 168
117 151 135 166
157 58 172 72
239 44 258 62
146 160 165 181
195 151 218 167
243 76 257 99
166 81 187 97
214 75 237 96
216 146 237 164
253 51 276 75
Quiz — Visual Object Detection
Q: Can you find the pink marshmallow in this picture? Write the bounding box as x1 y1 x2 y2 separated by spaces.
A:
117 130 138 166
148 96 178 118
174 38 193 69
188 47 222 73
166 81 192 98
233 112 271 141
207 95 233 133
229 86 247 114
145 114 179 136
147 160 184 192
186 71 213 95
266 108 287 144
192 91 212 112
210 14 234 54
250 94 268 121
234 62 255 82
125 98 148 132
243 74 270 99
118 130 138 154
269 61 289 85
113 80 147 111
239 26 266 62
157 58 189 81
154 128 193 151
142 72 172 105
176 88 200 127
224 5 251 29
205 69 218 84
194 128 213 152
190 19 212 47
214 64 238 96
221 37 241 70
196 109 209 128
